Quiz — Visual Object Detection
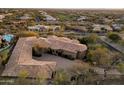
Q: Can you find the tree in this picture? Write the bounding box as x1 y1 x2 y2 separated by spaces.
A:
111 52 122 65
79 34 98 44
68 61 94 84
119 40 124 46
87 48 111 66
117 63 124 73
107 32 121 42
0 55 2 65
52 69 70 85
18 70 29 78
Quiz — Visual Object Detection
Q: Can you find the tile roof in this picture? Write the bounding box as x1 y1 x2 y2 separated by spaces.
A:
2 36 87 78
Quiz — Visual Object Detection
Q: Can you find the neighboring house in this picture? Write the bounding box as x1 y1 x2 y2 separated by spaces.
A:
99 18 113 24
77 16 88 21
120 16 124 20
28 25 47 31
93 24 113 32
103 18 113 23
0 20 2 22
28 25 61 32
0 14 5 22
12 20 27 25
112 24 124 31
0 15 5 20
39 10 47 15
20 14 32 20
4 13 13 16
44 14 56 21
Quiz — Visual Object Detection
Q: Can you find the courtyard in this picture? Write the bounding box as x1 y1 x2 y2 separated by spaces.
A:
33 53 75 70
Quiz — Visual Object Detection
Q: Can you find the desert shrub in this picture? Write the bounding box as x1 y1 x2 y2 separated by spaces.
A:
55 31 64 37
0 30 5 35
118 40 124 46
107 32 121 42
52 69 70 85
68 62 96 84
88 44 105 50
117 63 124 73
0 48 10 65
47 31 54 35
111 52 122 63
87 47 111 66
36 72 46 84
18 70 29 78
79 34 98 44
17 70 29 84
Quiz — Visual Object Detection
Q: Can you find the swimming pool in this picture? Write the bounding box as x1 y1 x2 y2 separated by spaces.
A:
3 34 14 42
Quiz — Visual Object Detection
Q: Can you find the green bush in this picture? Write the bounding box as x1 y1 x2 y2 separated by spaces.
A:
0 49 10 65
117 63 124 73
88 44 105 50
79 34 98 44
119 40 124 46
107 32 121 42
52 69 70 85
17 70 29 84
87 47 110 65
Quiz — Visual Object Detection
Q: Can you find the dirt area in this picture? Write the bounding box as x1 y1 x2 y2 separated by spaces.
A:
33 53 75 70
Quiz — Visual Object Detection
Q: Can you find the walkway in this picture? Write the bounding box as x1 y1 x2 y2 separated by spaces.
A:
100 36 124 55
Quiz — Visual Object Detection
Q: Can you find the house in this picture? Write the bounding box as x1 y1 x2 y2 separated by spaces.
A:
112 24 124 31
4 13 13 16
20 14 32 20
77 16 88 21
0 15 5 20
44 14 56 21
28 25 47 31
2 36 87 78
2 37 56 79
39 10 47 15
103 18 113 24
0 14 5 22
93 24 113 32
120 16 124 20
12 20 27 25
28 25 61 32
46 36 87 59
